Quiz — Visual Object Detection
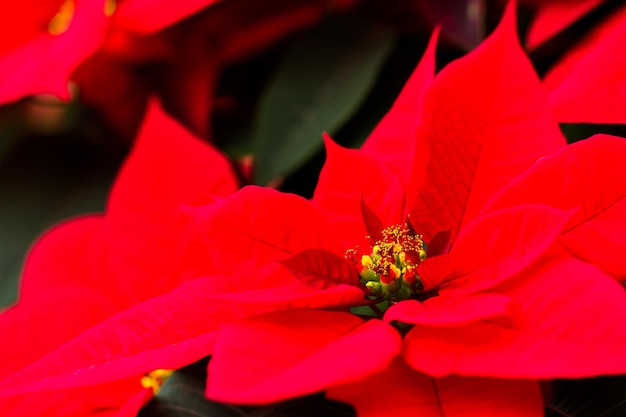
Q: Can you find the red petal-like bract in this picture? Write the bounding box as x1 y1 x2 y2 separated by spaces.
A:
405 254 626 378
98 98 238 305
420 204 573 294
0 275 364 396
526 0 602 49
328 358 543 417
190 185 346 272
360 28 438 182
483 134 626 279
384 293 511 327
313 134 405 237
0 98 240 414
543 4 626 123
408 3 565 242
207 310 401 404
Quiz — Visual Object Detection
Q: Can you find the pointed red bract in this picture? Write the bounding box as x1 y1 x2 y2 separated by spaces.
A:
526 0 602 49
207 310 401 404
328 358 543 417
0 97 240 415
420 204 573 293
483 135 626 279
407 2 566 242
0 274 365 396
360 28 439 182
313 134 405 235
543 4 626 123
404 254 626 378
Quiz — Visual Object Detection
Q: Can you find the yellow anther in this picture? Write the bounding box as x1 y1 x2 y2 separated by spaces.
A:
398 251 406 264
48 0 75 35
372 245 380 254
104 0 116 16
361 255 373 268
393 243 403 253
140 369 173 395
390 265 402 279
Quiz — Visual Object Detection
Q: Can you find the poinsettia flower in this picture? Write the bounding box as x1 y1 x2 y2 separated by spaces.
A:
531 1 626 123
0 0 110 103
0 97 238 416
2 3 626 416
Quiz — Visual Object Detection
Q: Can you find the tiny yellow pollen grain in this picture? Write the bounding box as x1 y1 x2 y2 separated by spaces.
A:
48 0 75 35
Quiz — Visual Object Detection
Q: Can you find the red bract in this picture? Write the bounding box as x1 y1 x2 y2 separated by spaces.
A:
525 0 602 49
2 3 626 417
532 1 626 123
0 98 238 416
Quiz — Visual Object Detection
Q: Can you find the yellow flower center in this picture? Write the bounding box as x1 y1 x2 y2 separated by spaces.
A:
141 369 173 395
346 223 425 303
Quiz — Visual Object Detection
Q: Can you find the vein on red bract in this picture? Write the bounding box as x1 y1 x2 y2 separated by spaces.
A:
404 253 626 379
189 185 347 272
327 357 543 417
280 249 362 290
207 309 401 404
407 2 566 243
483 134 626 279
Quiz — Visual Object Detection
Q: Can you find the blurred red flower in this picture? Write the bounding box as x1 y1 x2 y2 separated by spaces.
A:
0 0 356 139
0 97 238 416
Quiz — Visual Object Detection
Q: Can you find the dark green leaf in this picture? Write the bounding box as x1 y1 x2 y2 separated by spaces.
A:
545 375 626 417
139 359 355 417
253 14 394 185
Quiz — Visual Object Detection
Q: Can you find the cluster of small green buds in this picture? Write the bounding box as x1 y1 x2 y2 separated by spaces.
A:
346 223 425 303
